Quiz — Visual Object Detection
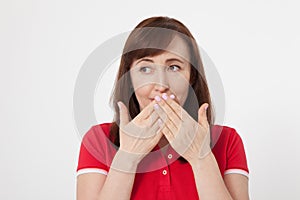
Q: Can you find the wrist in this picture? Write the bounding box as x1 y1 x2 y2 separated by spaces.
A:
110 150 143 173
188 151 213 167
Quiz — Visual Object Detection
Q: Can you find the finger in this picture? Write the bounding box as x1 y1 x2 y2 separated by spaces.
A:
160 125 174 143
118 101 130 127
148 117 164 136
135 100 157 121
146 111 160 126
198 103 209 128
153 103 168 123
153 104 179 135
163 93 183 117
154 127 164 142
156 97 182 128
124 117 160 139
164 94 196 125
151 120 164 144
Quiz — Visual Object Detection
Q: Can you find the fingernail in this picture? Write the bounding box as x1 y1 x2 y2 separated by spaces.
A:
170 94 175 99
155 96 161 102
162 93 168 100
117 102 121 110
205 104 209 110
154 104 159 110
157 119 162 128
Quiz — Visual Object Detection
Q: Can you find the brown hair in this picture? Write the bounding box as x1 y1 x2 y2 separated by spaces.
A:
109 16 214 146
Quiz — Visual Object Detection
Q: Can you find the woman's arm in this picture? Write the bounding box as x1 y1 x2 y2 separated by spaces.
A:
190 153 249 200
76 151 138 200
153 96 249 199
224 173 249 200
77 101 163 200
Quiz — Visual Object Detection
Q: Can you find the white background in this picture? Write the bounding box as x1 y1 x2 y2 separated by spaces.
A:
1 0 300 199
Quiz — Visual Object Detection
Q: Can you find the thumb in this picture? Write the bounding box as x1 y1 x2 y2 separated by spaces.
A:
198 103 209 127
117 101 130 126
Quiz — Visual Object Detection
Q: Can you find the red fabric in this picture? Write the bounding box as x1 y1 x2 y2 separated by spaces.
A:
77 123 249 199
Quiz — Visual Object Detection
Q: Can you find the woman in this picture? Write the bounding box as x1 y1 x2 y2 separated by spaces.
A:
77 16 249 200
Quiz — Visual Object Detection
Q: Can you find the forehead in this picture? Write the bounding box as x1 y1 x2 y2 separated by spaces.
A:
132 36 191 64
165 36 190 62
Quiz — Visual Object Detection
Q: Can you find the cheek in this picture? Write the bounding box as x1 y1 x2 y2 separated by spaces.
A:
169 82 190 105
168 73 190 106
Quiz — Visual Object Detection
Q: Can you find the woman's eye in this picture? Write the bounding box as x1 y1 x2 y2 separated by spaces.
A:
168 65 181 72
139 66 152 74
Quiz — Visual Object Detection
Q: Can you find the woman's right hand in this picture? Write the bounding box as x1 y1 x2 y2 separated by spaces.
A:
111 101 163 172
118 101 163 155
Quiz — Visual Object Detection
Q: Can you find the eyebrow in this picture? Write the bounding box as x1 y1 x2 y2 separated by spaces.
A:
135 57 184 65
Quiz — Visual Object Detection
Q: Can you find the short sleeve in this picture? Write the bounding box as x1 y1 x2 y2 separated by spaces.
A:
76 125 116 176
225 128 249 177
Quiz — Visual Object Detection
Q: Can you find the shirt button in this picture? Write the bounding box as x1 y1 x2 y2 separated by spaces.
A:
167 154 172 159
162 170 167 175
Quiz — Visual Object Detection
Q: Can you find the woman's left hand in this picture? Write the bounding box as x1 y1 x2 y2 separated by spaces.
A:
154 94 211 163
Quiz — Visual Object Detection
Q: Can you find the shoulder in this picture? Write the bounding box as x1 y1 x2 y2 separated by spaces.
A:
211 124 249 175
77 123 115 175
85 122 113 138
211 125 243 147
211 124 247 161
81 122 114 150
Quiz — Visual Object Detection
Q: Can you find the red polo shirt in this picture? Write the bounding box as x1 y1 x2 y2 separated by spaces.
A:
77 123 249 199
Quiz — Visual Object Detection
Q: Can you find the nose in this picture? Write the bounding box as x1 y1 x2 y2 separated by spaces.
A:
154 70 169 92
